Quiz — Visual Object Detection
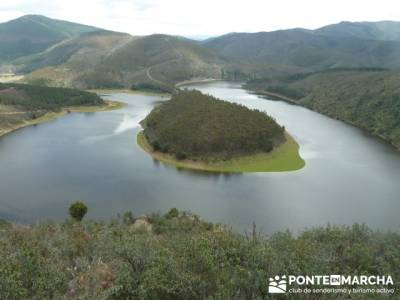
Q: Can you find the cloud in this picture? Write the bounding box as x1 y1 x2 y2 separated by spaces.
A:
0 0 399 36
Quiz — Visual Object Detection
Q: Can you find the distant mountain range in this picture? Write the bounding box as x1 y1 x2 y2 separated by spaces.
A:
203 21 400 70
1 15 400 89
316 21 400 41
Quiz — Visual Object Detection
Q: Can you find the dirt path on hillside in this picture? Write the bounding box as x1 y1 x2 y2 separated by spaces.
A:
145 38 184 91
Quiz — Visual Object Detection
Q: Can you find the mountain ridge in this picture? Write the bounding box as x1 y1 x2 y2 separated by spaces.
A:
0 15 100 62
2 15 400 90
203 24 400 70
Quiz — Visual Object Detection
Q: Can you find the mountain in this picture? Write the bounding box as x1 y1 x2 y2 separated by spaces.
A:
4 16 400 90
203 22 400 70
0 15 99 62
317 21 400 42
25 34 229 89
15 30 132 74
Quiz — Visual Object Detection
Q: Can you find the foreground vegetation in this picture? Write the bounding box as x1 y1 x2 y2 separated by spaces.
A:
0 208 398 299
245 69 400 150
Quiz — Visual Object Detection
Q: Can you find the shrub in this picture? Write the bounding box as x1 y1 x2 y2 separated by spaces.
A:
0 211 398 299
122 211 135 225
69 201 88 221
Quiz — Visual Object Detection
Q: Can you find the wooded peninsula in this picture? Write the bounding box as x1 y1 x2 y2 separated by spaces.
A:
0 83 123 137
138 90 304 172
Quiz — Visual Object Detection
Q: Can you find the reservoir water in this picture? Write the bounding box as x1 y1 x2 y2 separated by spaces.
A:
0 81 399 234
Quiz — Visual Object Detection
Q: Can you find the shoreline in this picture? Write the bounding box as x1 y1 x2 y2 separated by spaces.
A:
246 88 299 104
248 88 400 152
88 78 219 95
0 100 125 139
88 88 170 97
137 131 305 173
175 78 219 88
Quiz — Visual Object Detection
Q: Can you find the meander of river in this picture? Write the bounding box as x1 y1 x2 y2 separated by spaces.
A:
0 81 399 234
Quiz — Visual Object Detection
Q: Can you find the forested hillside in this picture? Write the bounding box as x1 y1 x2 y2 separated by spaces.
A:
245 69 400 149
203 30 400 70
0 83 105 137
0 83 103 110
21 34 228 90
76 35 227 89
316 21 400 41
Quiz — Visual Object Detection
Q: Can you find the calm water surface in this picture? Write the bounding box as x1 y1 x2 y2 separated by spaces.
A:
0 81 399 234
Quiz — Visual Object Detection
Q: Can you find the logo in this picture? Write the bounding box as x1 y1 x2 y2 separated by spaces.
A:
268 275 287 293
267 274 394 295
330 275 341 285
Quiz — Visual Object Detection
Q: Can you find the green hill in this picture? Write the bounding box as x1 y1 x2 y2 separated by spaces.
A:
244 69 400 149
21 34 228 90
75 34 228 89
0 15 99 62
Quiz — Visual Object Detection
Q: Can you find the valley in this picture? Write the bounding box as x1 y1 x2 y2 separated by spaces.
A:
0 14 399 227
0 2 399 298
1 16 399 156
1 82 400 234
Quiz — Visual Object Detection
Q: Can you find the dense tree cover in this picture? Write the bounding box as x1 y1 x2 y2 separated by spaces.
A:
131 82 173 93
0 209 398 299
245 69 400 149
0 83 103 110
142 90 285 161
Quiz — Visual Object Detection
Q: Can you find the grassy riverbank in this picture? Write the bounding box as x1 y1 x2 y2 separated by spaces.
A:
0 100 125 138
137 131 305 172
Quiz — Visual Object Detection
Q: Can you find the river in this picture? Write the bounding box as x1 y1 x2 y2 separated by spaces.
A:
0 81 399 234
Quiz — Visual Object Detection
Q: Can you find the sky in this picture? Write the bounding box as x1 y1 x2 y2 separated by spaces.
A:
0 0 399 37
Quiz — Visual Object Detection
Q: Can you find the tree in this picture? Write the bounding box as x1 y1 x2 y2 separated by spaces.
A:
165 208 179 219
69 201 88 221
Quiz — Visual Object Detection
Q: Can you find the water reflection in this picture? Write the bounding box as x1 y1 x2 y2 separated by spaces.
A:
151 157 242 179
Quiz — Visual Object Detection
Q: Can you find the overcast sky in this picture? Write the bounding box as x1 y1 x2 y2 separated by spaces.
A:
0 0 399 37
